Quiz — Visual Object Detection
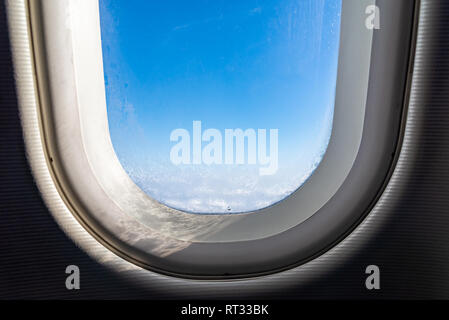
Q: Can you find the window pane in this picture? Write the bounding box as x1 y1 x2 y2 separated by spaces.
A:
99 0 342 214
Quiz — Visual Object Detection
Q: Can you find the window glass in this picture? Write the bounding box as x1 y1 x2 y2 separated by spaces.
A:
99 0 342 214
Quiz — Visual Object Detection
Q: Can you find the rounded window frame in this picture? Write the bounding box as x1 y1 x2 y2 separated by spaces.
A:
23 0 418 278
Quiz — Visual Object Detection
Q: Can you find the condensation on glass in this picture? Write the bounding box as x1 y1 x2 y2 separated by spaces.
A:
99 0 342 214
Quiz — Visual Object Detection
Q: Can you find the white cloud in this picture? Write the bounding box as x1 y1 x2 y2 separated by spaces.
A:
123 150 325 214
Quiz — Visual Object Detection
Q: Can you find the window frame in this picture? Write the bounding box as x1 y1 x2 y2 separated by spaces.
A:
12 0 418 278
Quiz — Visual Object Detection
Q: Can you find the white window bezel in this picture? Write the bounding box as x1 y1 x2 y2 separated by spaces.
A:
11 0 417 277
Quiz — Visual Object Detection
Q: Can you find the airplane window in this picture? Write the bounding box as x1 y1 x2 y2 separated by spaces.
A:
19 0 416 277
99 0 342 214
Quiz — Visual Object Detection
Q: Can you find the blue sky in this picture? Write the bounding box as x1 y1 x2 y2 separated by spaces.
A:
99 0 342 213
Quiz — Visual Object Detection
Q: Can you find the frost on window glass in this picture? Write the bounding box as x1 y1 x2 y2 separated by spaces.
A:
99 0 342 214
